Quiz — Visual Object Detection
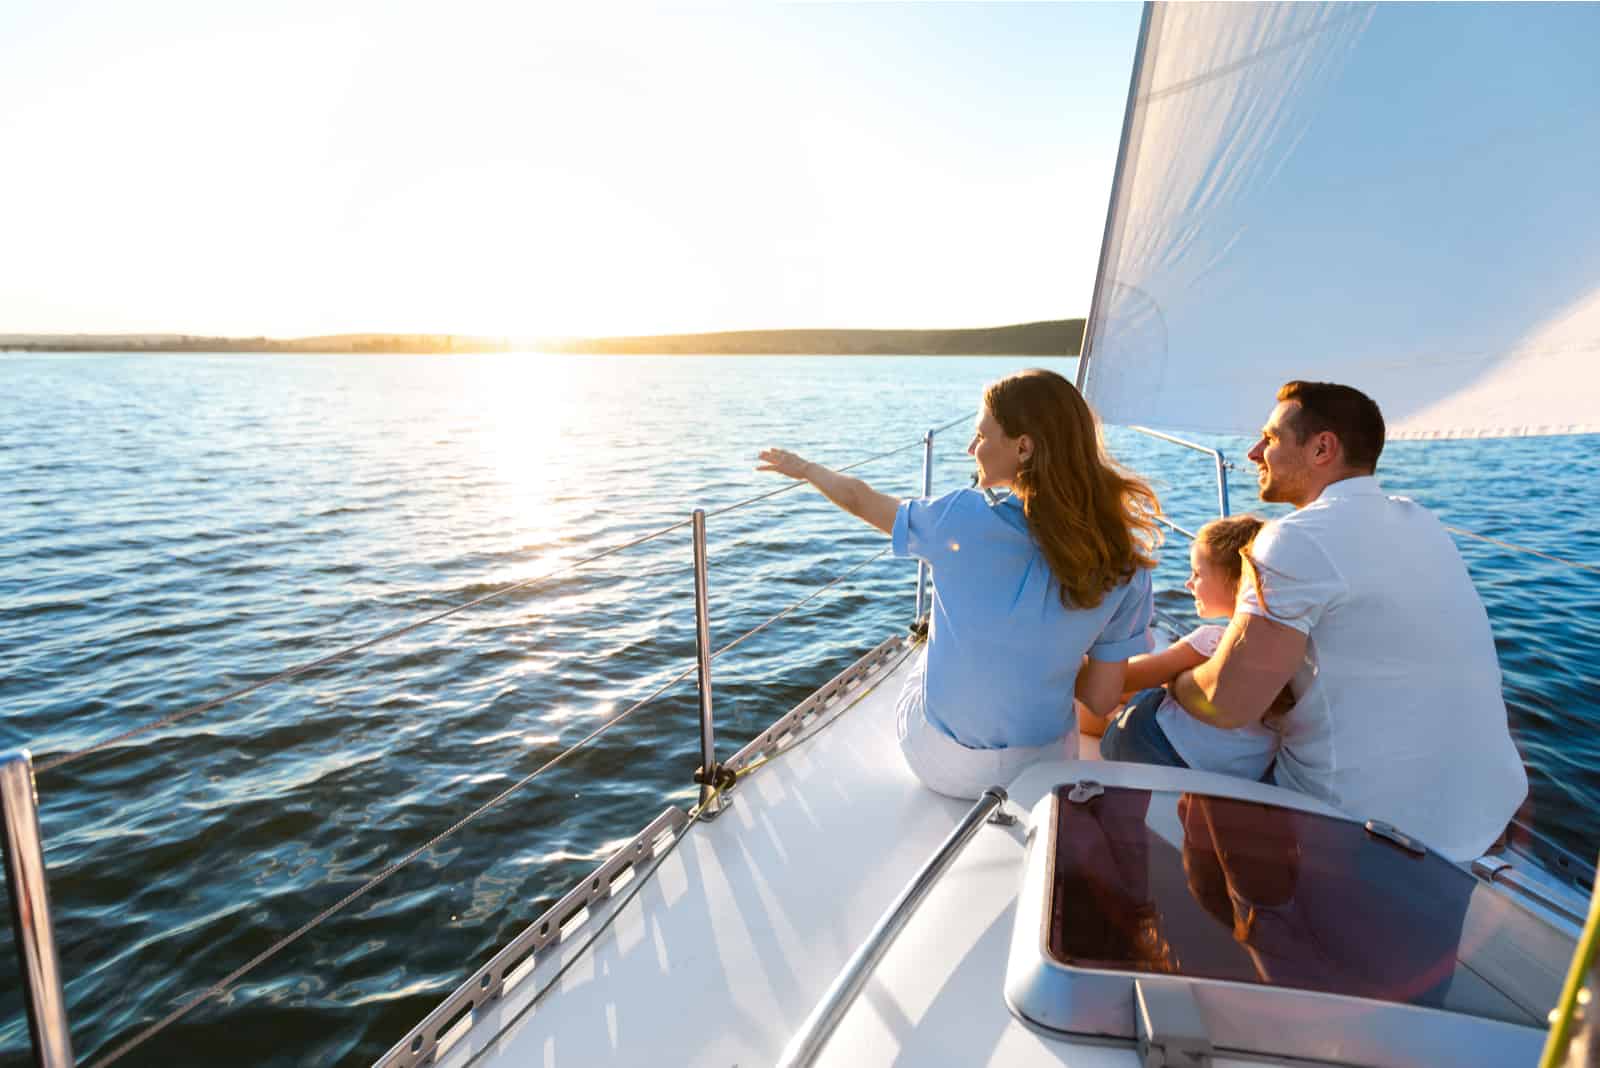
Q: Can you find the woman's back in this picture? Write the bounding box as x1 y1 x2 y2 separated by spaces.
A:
897 488 1152 749
757 367 1160 798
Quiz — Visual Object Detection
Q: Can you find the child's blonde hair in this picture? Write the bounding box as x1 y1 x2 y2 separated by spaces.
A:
1199 514 1294 726
1195 514 1266 596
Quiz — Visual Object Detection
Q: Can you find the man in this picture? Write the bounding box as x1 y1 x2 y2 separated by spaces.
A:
1169 381 1527 862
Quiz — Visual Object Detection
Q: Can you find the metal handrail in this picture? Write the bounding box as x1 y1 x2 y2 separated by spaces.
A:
1 750 74 1068
1128 424 1232 518
775 787 1009 1068
1153 514 1199 542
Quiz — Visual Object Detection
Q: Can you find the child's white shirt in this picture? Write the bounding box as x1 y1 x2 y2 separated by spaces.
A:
1155 624 1280 780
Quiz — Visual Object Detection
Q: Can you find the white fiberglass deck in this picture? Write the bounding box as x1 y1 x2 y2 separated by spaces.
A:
437 636 1356 1068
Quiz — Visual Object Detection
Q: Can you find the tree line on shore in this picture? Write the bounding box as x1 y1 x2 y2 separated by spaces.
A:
1 319 1084 357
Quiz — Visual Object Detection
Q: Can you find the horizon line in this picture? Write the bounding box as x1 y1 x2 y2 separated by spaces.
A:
0 317 1085 344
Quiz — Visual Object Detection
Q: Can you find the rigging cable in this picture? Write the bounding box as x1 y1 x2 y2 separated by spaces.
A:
85 657 698 1068
1149 509 1598 583
1443 525 1600 577
459 634 923 1067
710 548 890 662
35 519 696 774
36 413 971 775
702 410 973 521
84 543 897 1067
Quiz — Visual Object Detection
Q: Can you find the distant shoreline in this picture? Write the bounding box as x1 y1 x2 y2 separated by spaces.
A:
0 319 1084 357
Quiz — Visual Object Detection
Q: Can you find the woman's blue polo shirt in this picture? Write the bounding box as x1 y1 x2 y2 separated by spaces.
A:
892 488 1153 749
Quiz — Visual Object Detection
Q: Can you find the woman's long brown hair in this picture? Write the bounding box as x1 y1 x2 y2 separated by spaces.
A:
984 369 1162 609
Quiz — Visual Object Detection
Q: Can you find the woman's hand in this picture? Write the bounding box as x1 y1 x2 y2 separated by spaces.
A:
757 448 814 481
755 449 899 535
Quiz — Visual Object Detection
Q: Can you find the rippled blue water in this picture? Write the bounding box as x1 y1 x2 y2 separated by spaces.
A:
2 352 1597 1066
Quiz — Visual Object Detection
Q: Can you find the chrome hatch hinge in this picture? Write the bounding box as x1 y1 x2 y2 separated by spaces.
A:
1364 819 1426 856
1134 977 1213 1068
1067 780 1104 804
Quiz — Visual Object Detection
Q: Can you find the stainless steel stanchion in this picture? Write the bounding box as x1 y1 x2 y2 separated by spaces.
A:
689 510 730 817
912 428 934 633
2 749 75 1067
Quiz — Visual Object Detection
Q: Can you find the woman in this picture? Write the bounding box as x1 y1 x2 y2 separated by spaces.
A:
757 368 1161 798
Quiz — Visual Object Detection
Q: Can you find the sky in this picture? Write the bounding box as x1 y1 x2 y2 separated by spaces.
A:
0 1 1141 339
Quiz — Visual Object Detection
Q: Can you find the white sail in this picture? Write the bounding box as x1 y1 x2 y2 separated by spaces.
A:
1078 2 1600 439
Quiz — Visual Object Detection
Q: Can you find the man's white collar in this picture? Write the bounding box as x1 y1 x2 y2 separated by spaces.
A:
1312 474 1382 503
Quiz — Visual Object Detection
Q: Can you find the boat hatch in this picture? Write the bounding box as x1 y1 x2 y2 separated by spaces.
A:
1005 781 1574 1068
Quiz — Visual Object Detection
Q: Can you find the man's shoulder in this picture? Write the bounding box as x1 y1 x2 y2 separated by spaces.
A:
1248 509 1341 578
1293 485 1446 540
1279 481 1432 531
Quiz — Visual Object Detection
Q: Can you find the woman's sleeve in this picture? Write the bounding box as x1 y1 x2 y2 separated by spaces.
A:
891 489 972 564
1088 567 1155 662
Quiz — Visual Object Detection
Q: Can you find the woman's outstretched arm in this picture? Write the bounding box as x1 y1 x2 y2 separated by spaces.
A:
757 448 899 535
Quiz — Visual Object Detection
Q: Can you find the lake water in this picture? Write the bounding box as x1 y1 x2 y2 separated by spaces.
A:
2 352 1597 1066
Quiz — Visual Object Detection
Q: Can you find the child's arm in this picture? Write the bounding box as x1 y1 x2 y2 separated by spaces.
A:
1123 639 1209 695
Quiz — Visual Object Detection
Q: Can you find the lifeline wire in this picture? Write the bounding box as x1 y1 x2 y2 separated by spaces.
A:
705 410 975 521
1444 525 1600 577
36 518 696 774
1140 508 1596 581
710 547 892 662
457 777 732 1068
86 657 700 1068
85 543 896 1068
36 412 971 775
461 631 922 1068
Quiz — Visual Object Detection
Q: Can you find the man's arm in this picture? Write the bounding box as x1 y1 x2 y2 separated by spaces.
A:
757 448 899 535
1170 612 1306 729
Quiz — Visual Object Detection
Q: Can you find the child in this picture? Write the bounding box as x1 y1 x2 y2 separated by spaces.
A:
1099 515 1284 781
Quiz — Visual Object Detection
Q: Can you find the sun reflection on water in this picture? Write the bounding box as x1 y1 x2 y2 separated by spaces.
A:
453 354 599 574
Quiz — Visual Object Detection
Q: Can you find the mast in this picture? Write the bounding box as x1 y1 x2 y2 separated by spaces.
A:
1076 2 1154 395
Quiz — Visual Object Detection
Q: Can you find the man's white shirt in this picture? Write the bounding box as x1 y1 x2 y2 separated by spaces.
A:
1235 476 1527 861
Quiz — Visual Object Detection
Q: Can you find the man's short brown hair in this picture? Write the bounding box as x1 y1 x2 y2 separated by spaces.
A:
1276 381 1386 472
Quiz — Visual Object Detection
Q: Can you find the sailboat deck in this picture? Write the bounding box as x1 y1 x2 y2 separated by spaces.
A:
439 637 1376 1068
